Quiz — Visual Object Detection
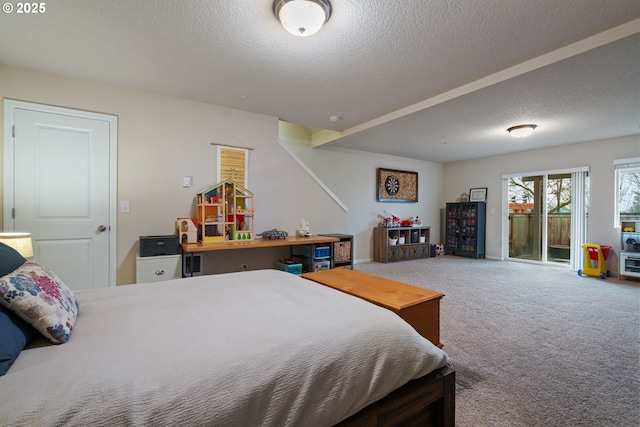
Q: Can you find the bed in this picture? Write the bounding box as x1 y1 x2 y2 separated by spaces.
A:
0 257 453 426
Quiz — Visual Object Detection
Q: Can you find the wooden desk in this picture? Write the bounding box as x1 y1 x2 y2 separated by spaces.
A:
181 235 339 275
303 269 444 348
182 235 339 253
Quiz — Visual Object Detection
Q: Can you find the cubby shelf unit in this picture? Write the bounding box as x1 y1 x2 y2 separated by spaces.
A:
196 178 254 243
374 226 431 263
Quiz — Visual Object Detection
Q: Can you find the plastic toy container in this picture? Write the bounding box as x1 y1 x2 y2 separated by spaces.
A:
302 258 330 272
275 261 303 276
292 245 330 259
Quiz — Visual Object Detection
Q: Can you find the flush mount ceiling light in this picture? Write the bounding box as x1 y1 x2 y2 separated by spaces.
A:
273 0 331 37
507 124 537 138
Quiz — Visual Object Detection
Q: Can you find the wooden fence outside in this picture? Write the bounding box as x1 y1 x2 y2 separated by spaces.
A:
509 214 571 257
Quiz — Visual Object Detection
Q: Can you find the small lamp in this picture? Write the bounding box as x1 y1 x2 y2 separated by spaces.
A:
0 232 33 258
273 0 331 37
507 124 537 138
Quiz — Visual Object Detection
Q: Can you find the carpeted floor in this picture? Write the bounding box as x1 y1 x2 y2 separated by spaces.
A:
355 256 640 427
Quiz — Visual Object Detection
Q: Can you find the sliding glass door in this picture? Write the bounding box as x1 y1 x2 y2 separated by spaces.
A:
546 174 572 263
508 175 544 262
506 169 587 267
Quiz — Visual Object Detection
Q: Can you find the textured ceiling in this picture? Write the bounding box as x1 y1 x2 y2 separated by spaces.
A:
0 0 638 163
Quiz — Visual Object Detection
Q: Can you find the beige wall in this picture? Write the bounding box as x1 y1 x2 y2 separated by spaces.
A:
279 122 445 263
3 64 637 282
443 134 640 269
0 64 345 284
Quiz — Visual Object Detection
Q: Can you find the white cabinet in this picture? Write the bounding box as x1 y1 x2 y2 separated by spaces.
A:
619 251 640 279
136 253 181 283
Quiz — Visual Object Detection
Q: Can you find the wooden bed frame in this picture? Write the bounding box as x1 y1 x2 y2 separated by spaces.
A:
337 366 455 426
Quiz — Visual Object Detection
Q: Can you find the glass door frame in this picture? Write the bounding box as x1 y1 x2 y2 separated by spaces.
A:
502 167 589 269
505 174 549 263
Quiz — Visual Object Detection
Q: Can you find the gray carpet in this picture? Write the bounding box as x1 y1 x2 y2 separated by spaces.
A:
355 256 640 427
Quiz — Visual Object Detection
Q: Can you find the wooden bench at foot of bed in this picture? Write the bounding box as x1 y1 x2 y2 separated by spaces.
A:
303 269 453 426
303 269 444 348
337 366 455 427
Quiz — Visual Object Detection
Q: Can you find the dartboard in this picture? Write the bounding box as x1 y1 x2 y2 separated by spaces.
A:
385 175 400 195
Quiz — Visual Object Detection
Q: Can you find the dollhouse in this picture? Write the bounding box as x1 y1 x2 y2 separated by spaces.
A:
196 178 254 243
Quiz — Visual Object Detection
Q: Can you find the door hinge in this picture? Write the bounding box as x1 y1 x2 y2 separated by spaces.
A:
11 208 15 219
12 125 15 137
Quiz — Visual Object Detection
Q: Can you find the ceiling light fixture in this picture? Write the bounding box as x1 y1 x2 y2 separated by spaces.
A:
507 124 537 138
273 0 331 37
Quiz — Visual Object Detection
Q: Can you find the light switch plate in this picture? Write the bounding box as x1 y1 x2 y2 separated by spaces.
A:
120 201 130 213
182 176 192 188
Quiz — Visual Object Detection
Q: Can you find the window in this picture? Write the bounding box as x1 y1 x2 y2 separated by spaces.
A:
615 158 640 227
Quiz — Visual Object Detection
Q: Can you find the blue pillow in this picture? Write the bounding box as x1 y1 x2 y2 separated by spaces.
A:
0 305 35 375
0 242 26 277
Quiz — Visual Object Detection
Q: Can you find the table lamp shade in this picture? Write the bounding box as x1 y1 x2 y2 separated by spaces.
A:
0 233 33 258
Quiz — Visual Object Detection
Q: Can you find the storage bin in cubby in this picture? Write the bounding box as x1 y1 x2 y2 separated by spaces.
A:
292 244 330 259
275 261 303 275
334 241 352 263
302 258 330 272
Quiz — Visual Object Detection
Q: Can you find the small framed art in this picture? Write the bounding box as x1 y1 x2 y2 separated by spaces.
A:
377 168 418 202
469 187 487 202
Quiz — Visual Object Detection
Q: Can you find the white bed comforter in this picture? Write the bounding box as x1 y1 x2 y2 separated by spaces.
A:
0 269 449 427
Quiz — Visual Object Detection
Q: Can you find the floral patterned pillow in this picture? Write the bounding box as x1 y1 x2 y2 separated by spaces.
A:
0 262 79 344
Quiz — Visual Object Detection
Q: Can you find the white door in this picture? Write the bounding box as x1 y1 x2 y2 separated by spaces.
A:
3 101 117 290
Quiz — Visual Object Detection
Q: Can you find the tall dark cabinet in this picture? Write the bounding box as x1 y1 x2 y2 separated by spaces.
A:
445 202 486 259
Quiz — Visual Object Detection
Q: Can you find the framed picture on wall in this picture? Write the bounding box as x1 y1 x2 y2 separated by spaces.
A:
377 168 418 202
469 187 487 202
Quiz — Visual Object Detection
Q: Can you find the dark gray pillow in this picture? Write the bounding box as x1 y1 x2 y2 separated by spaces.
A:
0 242 26 277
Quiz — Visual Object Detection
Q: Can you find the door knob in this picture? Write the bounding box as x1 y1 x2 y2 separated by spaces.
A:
97 225 107 233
